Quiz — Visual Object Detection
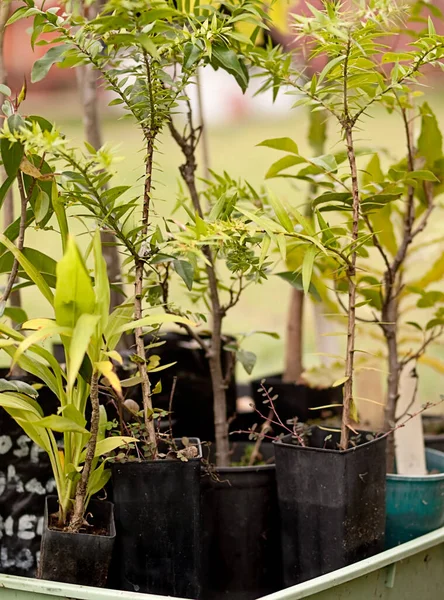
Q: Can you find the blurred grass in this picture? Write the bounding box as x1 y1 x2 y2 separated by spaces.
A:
4 90 444 411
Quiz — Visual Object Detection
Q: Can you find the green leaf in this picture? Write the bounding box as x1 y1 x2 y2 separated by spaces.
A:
173 260 194 291
0 84 11 97
67 314 100 391
87 463 111 500
61 405 87 428
0 139 24 177
51 181 69 252
54 237 95 328
276 271 321 301
302 246 316 295
33 415 89 434
183 42 201 70
0 379 38 398
407 170 439 182
236 349 256 375
0 235 54 306
116 313 195 334
14 324 72 366
31 44 70 83
318 55 346 84
332 376 349 387
258 137 299 154
0 392 43 415
418 102 442 167
265 155 306 179
4 307 28 325
211 45 248 93
268 192 293 232
92 436 137 458
34 188 50 223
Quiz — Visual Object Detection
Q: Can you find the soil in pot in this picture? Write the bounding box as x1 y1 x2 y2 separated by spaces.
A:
386 448 444 549
250 374 342 430
0 370 58 577
201 442 282 600
125 332 237 441
274 428 387 586
38 496 115 586
423 416 444 453
110 438 202 599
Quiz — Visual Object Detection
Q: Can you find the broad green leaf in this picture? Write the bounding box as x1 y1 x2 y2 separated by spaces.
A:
362 154 384 187
211 45 248 92
258 137 299 154
95 360 121 394
0 235 54 306
236 349 256 375
31 45 70 83
0 84 11 97
418 102 443 167
0 176 16 210
55 237 95 328
276 271 321 300
80 436 137 461
51 182 69 252
86 462 111 501
33 415 89 434
0 139 24 177
34 188 50 223
302 246 316 295
0 379 38 398
173 260 194 291
183 42 201 70
0 392 43 416
105 303 134 351
116 313 195 334
407 170 439 182
14 324 72 366
60 405 87 428
265 155 306 179
68 314 100 391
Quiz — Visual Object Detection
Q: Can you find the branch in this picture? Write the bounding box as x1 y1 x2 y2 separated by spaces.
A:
1 173 28 304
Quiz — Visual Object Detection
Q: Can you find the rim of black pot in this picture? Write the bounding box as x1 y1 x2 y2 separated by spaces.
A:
274 431 387 455
208 463 275 474
46 496 116 538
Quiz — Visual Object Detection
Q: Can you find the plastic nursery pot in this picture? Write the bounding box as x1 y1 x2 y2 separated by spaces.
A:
385 448 444 549
423 416 444 453
250 374 342 430
38 496 116 586
0 370 58 577
201 442 282 600
129 332 237 441
273 429 387 586
110 438 202 599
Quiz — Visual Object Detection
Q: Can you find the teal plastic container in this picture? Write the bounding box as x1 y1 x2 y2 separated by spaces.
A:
386 448 444 548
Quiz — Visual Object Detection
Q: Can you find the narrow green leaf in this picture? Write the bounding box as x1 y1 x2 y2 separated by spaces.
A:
302 246 316 295
67 314 100 391
265 155 306 179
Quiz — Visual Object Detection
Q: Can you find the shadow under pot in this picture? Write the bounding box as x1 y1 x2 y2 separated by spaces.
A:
385 448 444 549
110 439 202 599
127 332 237 442
38 496 115 586
250 374 342 431
201 442 282 600
273 429 387 586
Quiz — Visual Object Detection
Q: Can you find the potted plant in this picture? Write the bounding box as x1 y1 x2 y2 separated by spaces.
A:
7 0 279 596
252 109 343 427
0 232 143 585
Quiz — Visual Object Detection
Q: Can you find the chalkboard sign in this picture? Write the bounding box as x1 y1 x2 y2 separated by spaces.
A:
0 384 57 577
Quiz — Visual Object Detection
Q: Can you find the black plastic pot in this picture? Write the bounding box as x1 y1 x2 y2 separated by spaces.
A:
201 442 282 600
0 371 58 577
274 429 387 586
38 496 115 586
127 332 237 441
251 374 342 430
110 439 202 598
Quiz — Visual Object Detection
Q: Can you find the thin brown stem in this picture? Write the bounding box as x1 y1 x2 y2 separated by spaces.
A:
283 288 304 382
1 174 27 304
169 115 230 466
69 371 100 532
